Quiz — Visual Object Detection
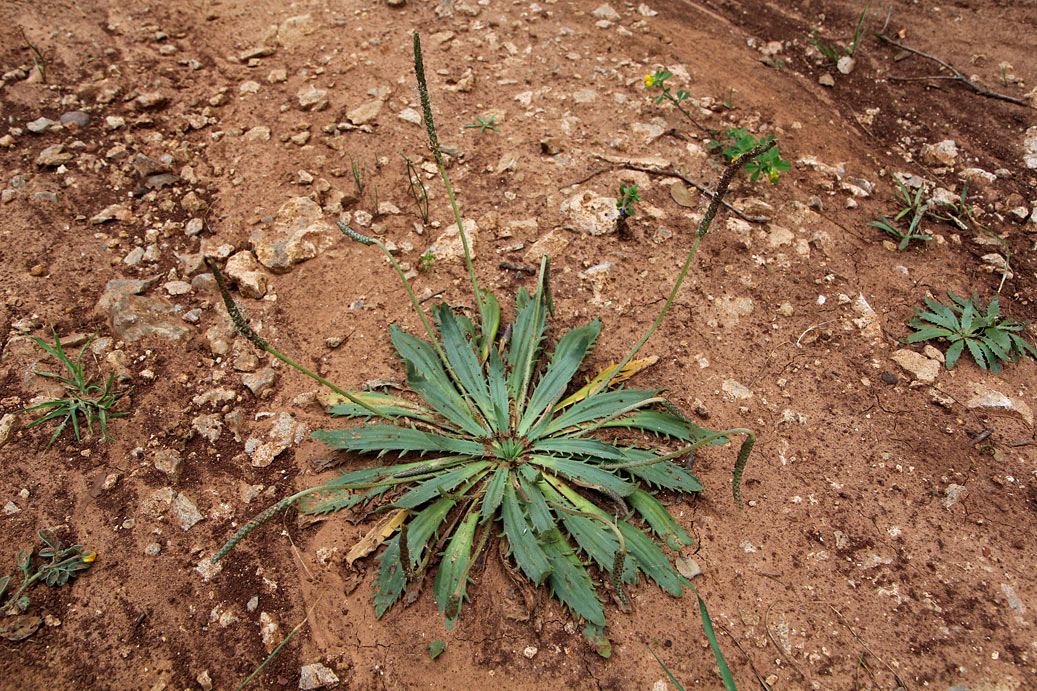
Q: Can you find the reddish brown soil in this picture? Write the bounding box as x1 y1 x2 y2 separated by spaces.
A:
1 1 1036 689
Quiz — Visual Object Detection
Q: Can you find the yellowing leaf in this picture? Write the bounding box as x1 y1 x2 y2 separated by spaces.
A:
554 355 659 410
346 508 409 566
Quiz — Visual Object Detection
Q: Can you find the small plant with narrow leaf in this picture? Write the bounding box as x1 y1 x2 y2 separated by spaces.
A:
908 292 1037 373
19 329 129 447
1 531 95 641
212 33 767 659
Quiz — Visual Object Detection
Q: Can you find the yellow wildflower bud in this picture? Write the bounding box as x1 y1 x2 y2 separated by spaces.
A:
644 74 655 87
83 552 96 563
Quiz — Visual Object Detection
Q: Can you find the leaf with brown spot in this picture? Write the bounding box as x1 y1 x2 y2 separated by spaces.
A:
346 508 409 566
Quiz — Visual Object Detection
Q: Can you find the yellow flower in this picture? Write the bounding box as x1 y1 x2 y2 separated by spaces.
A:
644 74 655 87
83 552 96 563
768 170 780 183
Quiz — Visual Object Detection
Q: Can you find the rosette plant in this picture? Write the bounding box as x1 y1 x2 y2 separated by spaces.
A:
212 33 771 666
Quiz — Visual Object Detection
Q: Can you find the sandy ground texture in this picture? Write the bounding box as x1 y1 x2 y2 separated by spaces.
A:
2 0 1037 688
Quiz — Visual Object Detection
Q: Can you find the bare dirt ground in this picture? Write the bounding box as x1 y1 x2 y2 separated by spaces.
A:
2 0 1036 689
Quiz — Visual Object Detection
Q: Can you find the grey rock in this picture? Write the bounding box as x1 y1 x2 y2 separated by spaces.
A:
920 139 958 167
60 111 90 128
0 413 19 447
592 4 621 21
172 493 204 530
250 197 336 273
144 542 162 556
560 190 620 235
224 251 269 298
96 277 161 313
35 144 72 166
572 88 598 104
91 203 133 224
28 117 60 133
192 413 223 443
966 383 1033 426
1024 126 1037 169
891 349 940 383
133 91 169 110
297 84 327 110
123 247 145 265
299 663 339 690
109 295 193 343
153 449 183 482
347 98 383 125
243 368 278 397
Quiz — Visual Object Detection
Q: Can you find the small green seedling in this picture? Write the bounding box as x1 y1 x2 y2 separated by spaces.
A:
721 88 735 110
617 184 641 218
418 249 437 271
19 28 46 83
1 531 94 640
808 2 872 62
709 129 791 183
20 329 129 447
869 211 931 250
349 154 366 196
464 115 499 134
908 292 1037 373
402 154 430 223
427 640 447 660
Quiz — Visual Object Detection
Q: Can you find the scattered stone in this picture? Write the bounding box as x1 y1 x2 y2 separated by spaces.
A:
243 368 278 397
966 383 1033 426
560 191 620 235
35 144 72 167
163 281 192 296
943 483 968 509
181 191 207 216
144 543 162 557
891 349 940 383
818 73 835 87
170 492 203 530
0 413 19 447
27 117 60 134
714 296 753 327
4 501 20 515
196 670 213 691
243 126 271 142
104 116 126 131
133 91 169 110
853 295 882 340
108 294 193 343
578 262 612 303
297 84 327 110
258 611 280 650
881 372 898 386
277 14 316 48
524 229 570 262
722 380 753 400
920 139 958 167
153 449 183 482
195 555 222 581
397 108 422 125
429 219 479 262
1023 126 1037 169
540 137 563 155
836 56 856 74
494 151 519 174
247 412 307 467
224 251 269 298
192 413 223 443
251 197 337 273
572 88 598 104
299 663 340 690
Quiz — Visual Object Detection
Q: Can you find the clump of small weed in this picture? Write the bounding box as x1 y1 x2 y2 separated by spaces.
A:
464 115 500 134
709 129 791 184
1 531 95 641
907 292 1037 372
417 248 437 271
19 329 129 447
617 183 641 218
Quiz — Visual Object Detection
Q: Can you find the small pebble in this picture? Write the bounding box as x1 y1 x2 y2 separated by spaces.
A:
144 543 162 556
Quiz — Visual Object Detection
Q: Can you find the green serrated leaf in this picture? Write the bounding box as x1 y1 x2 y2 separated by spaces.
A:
435 303 495 427
907 326 954 343
482 466 509 522
373 535 406 618
542 479 637 583
945 339 965 370
618 521 684 596
433 511 479 625
518 321 601 435
623 457 705 494
487 349 510 431
393 461 491 509
501 484 551 584
478 290 501 362
313 425 483 457
532 438 631 462
508 261 550 407
583 623 612 658
965 338 987 370
516 467 555 534
531 454 637 497
541 528 605 626
627 490 693 551
601 410 698 440
328 391 436 421
541 389 659 437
